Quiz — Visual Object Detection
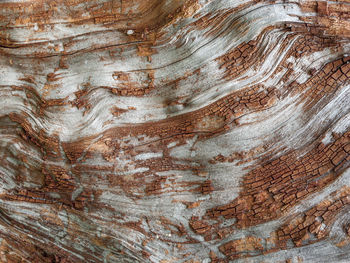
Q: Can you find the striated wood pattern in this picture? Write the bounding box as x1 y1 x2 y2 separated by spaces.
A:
0 0 350 262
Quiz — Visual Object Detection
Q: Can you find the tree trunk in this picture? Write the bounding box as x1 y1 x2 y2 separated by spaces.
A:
0 0 349 262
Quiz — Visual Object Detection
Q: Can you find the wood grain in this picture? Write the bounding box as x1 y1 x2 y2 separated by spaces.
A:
0 0 349 262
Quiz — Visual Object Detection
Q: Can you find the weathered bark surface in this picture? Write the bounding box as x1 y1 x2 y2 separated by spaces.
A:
0 0 350 262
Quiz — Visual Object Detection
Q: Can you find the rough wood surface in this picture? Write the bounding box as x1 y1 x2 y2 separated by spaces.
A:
0 0 350 262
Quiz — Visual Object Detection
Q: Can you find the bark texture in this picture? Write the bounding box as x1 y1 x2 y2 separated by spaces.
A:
0 0 350 262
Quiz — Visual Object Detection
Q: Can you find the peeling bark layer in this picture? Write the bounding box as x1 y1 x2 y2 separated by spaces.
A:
0 0 350 262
